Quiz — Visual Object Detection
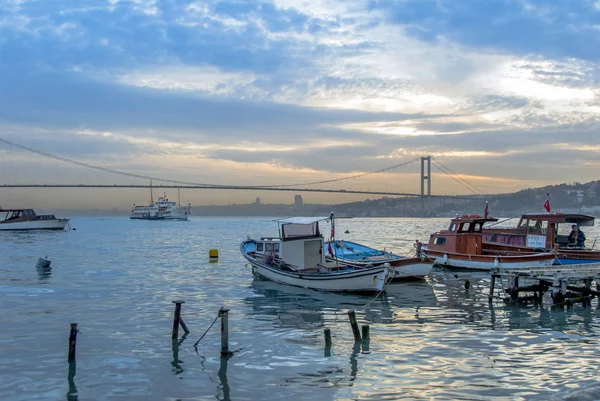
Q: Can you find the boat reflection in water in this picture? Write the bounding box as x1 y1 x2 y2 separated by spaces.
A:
245 275 438 328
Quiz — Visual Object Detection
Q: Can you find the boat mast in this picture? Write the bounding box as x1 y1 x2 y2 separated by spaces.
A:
178 188 181 206
150 180 154 205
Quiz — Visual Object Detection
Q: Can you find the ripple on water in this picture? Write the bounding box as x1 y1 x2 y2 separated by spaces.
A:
1 217 600 401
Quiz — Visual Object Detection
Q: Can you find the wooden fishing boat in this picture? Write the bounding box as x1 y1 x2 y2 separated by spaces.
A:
482 212 600 263
419 214 556 271
241 217 391 293
324 240 432 280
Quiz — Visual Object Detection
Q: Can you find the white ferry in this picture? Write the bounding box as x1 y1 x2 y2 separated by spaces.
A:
130 190 191 221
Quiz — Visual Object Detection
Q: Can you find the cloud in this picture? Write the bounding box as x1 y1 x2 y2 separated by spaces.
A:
0 0 599 207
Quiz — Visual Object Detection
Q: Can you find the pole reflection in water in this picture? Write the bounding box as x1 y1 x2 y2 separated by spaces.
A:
218 354 231 401
67 361 77 401
349 343 361 383
171 334 187 375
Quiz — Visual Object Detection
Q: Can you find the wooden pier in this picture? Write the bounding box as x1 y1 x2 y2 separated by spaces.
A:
489 263 600 308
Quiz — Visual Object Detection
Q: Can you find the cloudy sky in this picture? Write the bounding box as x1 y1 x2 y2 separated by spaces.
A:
1 0 599 208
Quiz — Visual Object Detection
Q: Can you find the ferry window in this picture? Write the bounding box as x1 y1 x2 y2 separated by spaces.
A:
459 223 471 232
257 243 264 252
449 223 457 232
433 237 446 245
265 243 273 252
273 243 279 252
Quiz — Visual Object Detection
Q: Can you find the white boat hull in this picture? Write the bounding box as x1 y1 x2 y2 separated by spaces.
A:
426 251 555 271
390 261 433 280
0 219 68 231
242 242 389 293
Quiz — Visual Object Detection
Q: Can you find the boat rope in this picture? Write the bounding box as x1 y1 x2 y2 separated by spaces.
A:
193 311 221 355
363 269 397 308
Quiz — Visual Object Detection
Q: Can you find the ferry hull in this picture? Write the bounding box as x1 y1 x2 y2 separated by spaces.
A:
0 219 68 231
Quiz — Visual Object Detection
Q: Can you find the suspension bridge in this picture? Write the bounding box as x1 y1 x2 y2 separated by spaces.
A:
0 137 484 200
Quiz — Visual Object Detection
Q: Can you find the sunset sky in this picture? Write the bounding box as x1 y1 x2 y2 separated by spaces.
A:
1 0 599 208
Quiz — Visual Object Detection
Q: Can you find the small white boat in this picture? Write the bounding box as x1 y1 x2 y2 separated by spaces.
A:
240 217 391 293
324 240 432 280
0 209 69 231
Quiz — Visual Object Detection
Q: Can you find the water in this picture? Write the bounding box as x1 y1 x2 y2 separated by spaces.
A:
1 217 600 401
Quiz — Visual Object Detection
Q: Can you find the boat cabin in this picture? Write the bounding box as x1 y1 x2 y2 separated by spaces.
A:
483 212 595 249
0 208 56 223
253 217 328 270
427 215 498 255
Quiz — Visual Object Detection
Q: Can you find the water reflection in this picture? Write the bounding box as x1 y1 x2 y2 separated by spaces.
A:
217 355 231 401
171 334 187 375
66 361 77 401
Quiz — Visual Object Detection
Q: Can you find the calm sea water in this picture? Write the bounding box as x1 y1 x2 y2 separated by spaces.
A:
2 216 600 401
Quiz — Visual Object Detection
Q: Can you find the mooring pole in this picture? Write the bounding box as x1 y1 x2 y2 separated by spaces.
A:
324 328 332 347
324 328 332 357
68 323 78 362
348 310 362 343
219 307 232 356
172 300 185 339
361 325 371 354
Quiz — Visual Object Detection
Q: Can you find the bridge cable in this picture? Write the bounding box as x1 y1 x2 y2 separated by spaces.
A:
431 162 482 196
431 159 485 195
0 136 420 189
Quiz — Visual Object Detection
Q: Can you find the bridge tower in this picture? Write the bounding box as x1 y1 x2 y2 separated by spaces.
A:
420 156 431 215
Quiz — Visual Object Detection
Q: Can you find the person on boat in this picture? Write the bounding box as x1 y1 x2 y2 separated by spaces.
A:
568 225 586 247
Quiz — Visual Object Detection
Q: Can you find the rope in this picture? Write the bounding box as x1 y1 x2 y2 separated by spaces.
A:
193 311 221 354
363 268 397 308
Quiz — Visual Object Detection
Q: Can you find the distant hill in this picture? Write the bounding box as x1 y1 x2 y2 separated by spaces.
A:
191 180 600 218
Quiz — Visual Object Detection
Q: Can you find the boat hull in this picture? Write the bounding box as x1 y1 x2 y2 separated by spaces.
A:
242 240 389 293
0 219 68 231
130 215 188 221
425 250 556 271
324 240 433 280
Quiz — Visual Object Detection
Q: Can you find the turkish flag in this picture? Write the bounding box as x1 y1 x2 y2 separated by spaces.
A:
543 199 551 212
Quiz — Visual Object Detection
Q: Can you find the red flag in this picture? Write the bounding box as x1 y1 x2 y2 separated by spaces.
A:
328 242 334 257
484 202 489 218
543 193 551 212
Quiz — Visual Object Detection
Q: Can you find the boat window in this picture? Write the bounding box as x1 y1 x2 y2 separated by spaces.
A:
459 223 471 233
265 243 274 252
257 243 264 252
433 237 446 245
448 223 457 232
273 243 279 252
473 223 482 232
517 218 527 228
528 219 547 234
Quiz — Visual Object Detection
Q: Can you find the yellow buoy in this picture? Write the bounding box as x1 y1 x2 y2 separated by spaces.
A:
209 249 219 259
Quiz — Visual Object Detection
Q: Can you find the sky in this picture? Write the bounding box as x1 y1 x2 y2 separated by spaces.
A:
0 0 599 209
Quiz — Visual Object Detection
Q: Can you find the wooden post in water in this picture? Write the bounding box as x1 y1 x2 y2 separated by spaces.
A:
324 328 332 357
324 328 332 347
172 300 187 339
68 323 78 362
348 310 361 343
219 307 232 356
361 325 370 354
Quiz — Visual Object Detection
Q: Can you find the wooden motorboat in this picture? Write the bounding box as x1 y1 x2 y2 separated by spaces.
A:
482 212 600 263
419 214 556 271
